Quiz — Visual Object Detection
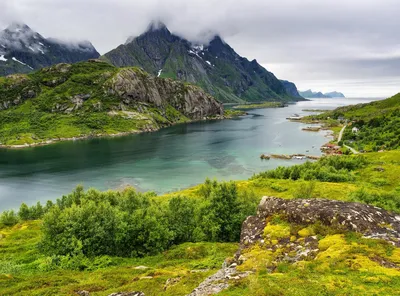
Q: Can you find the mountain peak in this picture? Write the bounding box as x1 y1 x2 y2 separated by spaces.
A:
146 20 169 33
125 20 172 45
5 22 33 34
0 22 100 76
209 35 224 44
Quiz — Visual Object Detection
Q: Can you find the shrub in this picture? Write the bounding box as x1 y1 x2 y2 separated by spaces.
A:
38 182 257 258
293 181 316 199
253 155 368 183
0 210 19 227
349 188 400 213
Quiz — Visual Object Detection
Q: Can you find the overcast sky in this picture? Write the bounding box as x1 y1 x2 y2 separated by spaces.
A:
1 0 400 97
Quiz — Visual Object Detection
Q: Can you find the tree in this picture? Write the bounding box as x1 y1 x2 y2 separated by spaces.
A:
19 203 31 220
200 182 242 242
168 197 196 244
290 166 301 180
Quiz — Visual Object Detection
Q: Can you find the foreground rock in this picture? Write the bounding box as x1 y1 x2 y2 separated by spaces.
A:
186 262 252 296
241 196 400 248
77 292 144 296
189 196 400 295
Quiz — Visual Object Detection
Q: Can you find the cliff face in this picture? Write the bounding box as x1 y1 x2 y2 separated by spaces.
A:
107 68 223 120
280 80 304 99
0 60 223 146
103 22 297 103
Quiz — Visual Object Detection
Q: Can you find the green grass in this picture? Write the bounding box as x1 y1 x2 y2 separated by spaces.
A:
233 102 284 110
0 221 237 295
1 151 400 295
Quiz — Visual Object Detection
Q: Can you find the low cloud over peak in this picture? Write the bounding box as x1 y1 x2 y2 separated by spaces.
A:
1 0 400 97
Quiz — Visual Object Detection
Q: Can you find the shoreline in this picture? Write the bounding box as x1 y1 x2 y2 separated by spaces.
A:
0 115 236 149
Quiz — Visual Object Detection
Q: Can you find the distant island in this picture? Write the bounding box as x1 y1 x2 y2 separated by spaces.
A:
299 89 345 98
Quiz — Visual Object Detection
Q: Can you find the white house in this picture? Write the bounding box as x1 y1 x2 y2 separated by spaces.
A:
352 127 359 133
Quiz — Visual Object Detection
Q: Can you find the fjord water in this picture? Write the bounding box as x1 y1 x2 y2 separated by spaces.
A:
0 98 375 210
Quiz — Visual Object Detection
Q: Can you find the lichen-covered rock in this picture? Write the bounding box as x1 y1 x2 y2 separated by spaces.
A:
77 292 145 296
240 197 400 248
186 261 252 296
108 293 145 296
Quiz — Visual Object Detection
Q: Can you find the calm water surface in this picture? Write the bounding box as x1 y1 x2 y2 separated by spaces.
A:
0 98 378 210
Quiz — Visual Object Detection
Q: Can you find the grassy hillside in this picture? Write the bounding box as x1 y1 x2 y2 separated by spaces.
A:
0 60 223 147
1 151 400 295
308 93 400 152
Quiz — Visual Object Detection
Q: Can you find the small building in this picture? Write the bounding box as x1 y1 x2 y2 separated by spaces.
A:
352 127 359 133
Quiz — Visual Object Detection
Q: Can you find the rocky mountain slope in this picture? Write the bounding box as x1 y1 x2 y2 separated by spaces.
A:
280 80 304 99
0 23 99 76
0 59 223 147
102 22 301 103
299 89 346 98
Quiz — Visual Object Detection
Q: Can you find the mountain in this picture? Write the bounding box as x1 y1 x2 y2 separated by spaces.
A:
0 60 223 147
0 23 100 76
325 91 345 98
299 89 329 98
280 80 304 99
299 89 346 98
102 21 300 103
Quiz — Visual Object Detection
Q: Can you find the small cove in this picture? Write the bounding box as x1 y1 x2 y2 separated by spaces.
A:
0 98 375 210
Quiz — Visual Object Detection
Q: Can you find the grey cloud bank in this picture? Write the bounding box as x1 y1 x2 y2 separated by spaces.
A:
1 0 400 97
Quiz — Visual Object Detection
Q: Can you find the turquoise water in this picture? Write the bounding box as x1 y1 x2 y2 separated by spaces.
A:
0 98 375 210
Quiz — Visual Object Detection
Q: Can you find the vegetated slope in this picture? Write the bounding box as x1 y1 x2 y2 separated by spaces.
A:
0 60 223 146
0 23 99 76
102 21 302 103
1 151 400 295
313 93 400 151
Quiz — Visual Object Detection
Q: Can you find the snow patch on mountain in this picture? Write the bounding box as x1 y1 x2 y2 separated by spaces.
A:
12 57 33 69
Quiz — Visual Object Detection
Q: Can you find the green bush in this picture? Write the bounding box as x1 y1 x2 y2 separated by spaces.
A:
254 155 368 183
0 210 19 227
349 188 400 213
37 182 258 259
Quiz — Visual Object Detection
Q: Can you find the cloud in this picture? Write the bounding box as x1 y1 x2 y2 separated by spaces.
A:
1 0 400 97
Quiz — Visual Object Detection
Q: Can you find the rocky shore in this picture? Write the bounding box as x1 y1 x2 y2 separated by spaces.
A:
260 153 321 160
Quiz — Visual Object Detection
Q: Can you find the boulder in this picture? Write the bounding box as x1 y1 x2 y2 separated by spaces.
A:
240 196 400 248
77 292 145 296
